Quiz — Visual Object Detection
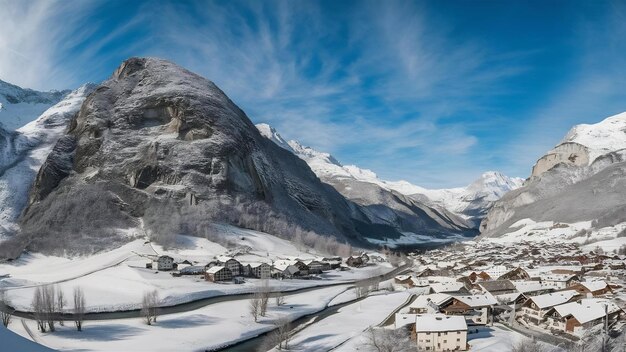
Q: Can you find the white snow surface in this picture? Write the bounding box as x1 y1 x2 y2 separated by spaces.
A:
255 123 523 219
0 84 94 239
561 111 626 162
0 226 392 312
9 284 353 352
0 79 69 131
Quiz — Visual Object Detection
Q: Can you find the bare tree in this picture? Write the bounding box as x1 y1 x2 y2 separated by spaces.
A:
0 290 13 328
141 290 160 325
42 285 57 332
365 327 412 352
511 338 547 352
274 291 285 307
32 286 47 332
259 315 292 350
56 287 66 326
73 287 86 331
259 280 270 317
249 294 261 322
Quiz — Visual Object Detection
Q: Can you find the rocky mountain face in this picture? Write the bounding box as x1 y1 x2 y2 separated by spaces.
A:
481 111 626 238
0 79 70 130
257 124 521 239
11 58 437 256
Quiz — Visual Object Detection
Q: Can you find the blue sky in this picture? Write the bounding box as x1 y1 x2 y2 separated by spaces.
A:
1 0 625 188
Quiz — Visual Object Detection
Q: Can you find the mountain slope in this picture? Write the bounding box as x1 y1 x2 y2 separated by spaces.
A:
11 58 421 257
0 79 70 130
256 123 522 229
481 111 626 239
0 85 94 240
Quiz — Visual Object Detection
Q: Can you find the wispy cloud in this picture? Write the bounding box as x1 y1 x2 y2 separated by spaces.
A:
1 1 623 188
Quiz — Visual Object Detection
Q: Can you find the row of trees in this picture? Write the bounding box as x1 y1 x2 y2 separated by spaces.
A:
248 281 291 350
143 196 354 257
31 286 85 332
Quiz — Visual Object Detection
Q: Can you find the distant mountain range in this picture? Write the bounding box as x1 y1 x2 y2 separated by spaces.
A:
256 123 523 228
1 57 624 258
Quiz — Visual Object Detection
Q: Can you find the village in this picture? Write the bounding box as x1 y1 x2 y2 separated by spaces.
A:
388 239 626 351
145 251 377 282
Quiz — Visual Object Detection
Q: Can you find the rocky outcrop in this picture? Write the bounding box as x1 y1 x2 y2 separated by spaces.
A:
531 142 590 177
481 111 626 238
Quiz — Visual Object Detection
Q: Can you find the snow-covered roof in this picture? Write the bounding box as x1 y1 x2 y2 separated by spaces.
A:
512 280 557 293
554 299 621 324
495 292 523 303
430 282 464 293
453 292 497 307
395 313 418 329
580 280 609 292
415 314 467 332
410 293 452 310
529 290 578 309
206 266 226 274
217 255 235 262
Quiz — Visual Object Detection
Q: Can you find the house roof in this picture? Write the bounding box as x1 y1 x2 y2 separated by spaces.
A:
529 290 578 309
206 266 227 274
415 314 467 332
479 280 516 293
410 293 453 310
554 299 621 324
495 292 523 303
217 255 235 263
453 292 497 307
512 280 557 293
580 280 609 292
430 282 464 293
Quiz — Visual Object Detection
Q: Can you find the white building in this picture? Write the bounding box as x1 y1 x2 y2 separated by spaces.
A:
415 314 467 351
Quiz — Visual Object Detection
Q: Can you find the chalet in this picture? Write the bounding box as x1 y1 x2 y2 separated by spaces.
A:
304 260 325 274
415 314 467 351
520 290 579 324
205 266 232 282
495 292 526 310
512 280 558 296
245 262 272 279
217 256 242 277
546 299 621 333
409 294 453 314
478 280 517 296
272 261 299 279
570 280 612 297
179 266 206 275
540 274 579 289
395 275 415 287
292 260 310 275
498 267 531 281
440 293 497 325
430 282 466 294
153 255 175 271
346 256 364 267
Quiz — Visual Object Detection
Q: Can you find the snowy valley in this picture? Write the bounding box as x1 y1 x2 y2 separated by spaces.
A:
0 58 626 352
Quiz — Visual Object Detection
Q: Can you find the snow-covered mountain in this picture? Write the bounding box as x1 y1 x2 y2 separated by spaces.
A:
481 111 626 240
0 79 70 130
0 84 94 240
256 123 523 227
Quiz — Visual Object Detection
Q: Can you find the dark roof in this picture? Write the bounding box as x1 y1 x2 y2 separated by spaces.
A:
479 280 516 292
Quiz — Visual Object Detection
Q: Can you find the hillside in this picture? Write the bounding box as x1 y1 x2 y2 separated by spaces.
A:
481 111 626 242
257 123 521 230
